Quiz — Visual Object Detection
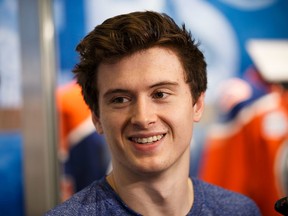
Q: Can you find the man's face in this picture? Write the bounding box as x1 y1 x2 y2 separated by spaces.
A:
93 47 204 175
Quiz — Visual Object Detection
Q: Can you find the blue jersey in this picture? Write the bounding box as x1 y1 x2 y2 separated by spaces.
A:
45 177 261 216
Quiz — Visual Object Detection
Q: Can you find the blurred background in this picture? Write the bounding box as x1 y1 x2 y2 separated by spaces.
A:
0 0 288 215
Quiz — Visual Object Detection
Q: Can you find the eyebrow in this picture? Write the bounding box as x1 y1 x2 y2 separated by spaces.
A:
103 81 179 98
103 89 131 98
149 81 179 89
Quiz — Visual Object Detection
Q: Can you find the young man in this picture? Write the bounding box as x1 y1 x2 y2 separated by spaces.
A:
46 11 261 215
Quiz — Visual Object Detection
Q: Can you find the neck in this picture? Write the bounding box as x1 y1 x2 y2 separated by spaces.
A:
107 152 193 216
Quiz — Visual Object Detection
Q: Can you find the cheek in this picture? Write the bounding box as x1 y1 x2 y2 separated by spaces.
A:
163 102 194 135
173 95 194 122
100 111 127 139
100 116 116 135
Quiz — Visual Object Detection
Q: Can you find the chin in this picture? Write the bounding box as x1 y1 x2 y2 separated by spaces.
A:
132 159 172 175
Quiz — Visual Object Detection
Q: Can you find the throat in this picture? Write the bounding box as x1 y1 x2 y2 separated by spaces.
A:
107 172 194 216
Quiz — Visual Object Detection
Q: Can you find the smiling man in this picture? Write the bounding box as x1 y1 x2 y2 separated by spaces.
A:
45 11 261 216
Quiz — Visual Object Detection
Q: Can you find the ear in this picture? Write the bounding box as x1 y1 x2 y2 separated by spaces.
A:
92 112 104 134
193 93 205 122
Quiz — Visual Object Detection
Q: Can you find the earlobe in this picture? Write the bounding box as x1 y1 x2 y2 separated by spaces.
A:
193 93 205 122
92 113 104 134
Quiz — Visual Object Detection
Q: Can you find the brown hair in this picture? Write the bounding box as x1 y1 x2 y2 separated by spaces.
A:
73 11 207 116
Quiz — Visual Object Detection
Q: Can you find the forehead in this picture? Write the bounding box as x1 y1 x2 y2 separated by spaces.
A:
97 47 186 90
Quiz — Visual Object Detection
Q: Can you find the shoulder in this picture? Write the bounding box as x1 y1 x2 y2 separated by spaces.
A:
44 179 102 215
191 178 261 216
44 178 138 216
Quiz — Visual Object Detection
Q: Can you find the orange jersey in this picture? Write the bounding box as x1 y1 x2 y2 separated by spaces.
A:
56 81 110 201
56 81 93 159
199 92 288 216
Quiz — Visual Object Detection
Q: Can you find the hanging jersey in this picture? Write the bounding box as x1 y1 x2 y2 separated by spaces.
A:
199 92 288 216
56 81 110 200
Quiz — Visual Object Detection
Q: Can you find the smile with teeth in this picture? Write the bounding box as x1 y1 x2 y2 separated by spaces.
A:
130 134 165 144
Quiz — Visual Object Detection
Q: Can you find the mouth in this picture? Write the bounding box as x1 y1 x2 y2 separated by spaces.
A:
129 134 165 144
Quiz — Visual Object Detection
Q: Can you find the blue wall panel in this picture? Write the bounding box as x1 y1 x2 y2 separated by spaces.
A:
0 132 24 216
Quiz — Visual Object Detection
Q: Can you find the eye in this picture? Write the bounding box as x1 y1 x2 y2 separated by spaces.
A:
152 91 169 99
111 97 130 104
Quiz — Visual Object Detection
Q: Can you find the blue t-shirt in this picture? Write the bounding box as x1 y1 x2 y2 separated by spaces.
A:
45 177 261 215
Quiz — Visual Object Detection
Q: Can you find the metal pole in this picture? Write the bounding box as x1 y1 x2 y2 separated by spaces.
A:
19 0 60 215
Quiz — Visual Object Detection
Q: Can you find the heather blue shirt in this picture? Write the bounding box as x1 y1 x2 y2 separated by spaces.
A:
45 177 261 215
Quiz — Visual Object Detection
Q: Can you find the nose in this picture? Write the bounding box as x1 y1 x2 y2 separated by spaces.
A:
130 97 156 129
